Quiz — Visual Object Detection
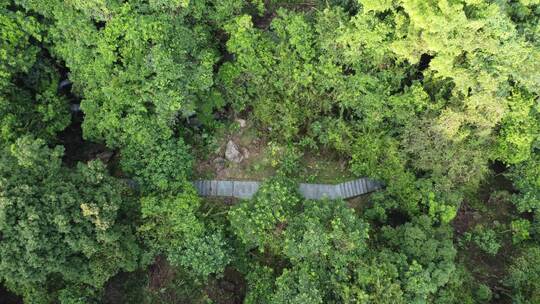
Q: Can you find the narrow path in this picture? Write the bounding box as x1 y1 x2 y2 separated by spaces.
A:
192 178 382 200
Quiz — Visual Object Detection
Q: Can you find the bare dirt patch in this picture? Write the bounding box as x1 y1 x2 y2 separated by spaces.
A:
453 201 479 236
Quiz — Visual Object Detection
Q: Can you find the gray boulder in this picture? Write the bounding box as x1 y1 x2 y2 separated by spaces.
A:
225 140 243 163
236 118 247 128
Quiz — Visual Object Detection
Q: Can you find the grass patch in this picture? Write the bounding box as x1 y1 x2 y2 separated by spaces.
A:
193 120 356 184
296 150 355 184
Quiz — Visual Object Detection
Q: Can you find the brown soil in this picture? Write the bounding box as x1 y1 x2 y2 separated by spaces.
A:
252 10 276 30
346 193 373 214
453 201 478 236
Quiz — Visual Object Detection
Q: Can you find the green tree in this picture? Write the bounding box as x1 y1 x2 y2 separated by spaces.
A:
0 136 140 303
282 200 368 269
496 90 539 165
139 188 230 280
13 0 258 149
509 155 540 213
120 134 193 194
241 198 372 304
220 7 403 141
380 215 458 302
0 3 69 144
244 265 276 304
512 219 532 244
505 245 540 303
229 177 301 252
470 226 502 256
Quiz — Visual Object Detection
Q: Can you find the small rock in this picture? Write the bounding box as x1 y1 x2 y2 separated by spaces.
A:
236 118 247 128
70 103 81 112
242 147 250 159
122 179 139 190
213 157 226 171
96 151 114 163
225 140 243 163
219 280 236 292
59 79 72 88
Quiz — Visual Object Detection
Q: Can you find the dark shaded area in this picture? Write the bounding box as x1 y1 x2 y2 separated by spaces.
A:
0 285 23 304
146 256 175 293
453 201 476 236
55 62 114 166
455 172 518 304
397 53 434 93
94 20 106 30
491 160 509 175
418 53 433 71
386 209 410 227
103 270 148 304
206 267 247 304
214 35 235 73
56 112 110 167
252 9 276 30
342 65 356 76
329 0 361 14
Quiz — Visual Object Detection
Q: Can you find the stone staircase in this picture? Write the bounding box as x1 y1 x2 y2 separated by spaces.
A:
192 177 382 200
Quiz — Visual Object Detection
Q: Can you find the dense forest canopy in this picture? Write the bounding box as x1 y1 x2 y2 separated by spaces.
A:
0 0 539 303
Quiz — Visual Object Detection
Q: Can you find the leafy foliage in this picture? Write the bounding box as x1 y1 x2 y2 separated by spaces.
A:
379 215 458 302
0 3 69 144
505 245 540 303
120 136 193 194
139 187 230 280
469 226 502 256
509 155 540 213
237 184 462 303
220 7 403 141
220 0 540 228
229 177 301 251
0 136 140 302
512 219 532 244
0 0 539 302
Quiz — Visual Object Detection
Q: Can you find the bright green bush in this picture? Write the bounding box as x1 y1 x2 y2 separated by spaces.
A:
229 177 301 251
512 219 532 244
120 135 193 194
470 226 502 256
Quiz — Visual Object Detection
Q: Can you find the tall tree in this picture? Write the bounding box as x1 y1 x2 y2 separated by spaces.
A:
0 136 141 302
0 2 69 145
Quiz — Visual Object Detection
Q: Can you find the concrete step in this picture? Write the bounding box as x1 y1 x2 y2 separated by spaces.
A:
193 178 383 200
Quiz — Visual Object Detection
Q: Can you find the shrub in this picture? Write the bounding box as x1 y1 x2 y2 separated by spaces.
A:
471 226 502 256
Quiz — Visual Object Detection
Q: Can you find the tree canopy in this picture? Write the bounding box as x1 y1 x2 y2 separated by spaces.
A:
0 137 140 302
0 0 538 303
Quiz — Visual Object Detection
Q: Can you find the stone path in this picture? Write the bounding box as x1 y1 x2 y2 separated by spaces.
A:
192 178 382 200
